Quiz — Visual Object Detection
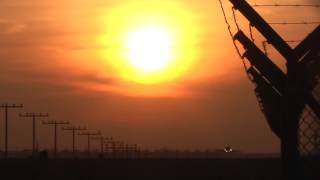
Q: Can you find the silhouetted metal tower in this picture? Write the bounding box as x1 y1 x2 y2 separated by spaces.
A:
78 131 101 158
20 112 49 156
0 103 23 159
42 120 69 158
62 126 86 157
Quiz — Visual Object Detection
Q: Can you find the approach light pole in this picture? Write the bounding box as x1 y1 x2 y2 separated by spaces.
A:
91 136 112 156
0 103 23 159
62 126 86 157
20 112 49 157
42 120 69 158
78 131 101 158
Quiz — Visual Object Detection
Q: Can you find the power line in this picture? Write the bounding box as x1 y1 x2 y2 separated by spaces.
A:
62 126 86 158
0 103 23 159
42 120 69 158
20 112 49 157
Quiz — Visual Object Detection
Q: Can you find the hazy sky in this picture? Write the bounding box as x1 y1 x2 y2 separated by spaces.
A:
0 0 319 153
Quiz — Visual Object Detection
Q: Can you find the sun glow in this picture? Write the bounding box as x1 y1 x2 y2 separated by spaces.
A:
126 26 173 72
99 0 198 84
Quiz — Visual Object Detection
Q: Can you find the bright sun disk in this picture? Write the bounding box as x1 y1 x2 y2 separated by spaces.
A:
100 0 198 84
126 26 173 72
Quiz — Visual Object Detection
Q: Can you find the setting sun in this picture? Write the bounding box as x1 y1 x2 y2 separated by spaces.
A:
126 26 173 73
99 0 199 84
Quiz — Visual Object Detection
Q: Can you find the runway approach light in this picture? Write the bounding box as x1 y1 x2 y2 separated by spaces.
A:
224 145 233 153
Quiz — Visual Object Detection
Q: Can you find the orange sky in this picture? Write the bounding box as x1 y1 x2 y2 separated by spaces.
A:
0 0 319 153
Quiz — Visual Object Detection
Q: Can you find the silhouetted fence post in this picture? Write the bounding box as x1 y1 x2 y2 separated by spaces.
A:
218 0 320 179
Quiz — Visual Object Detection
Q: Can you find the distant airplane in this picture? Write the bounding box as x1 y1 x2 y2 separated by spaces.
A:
215 145 241 153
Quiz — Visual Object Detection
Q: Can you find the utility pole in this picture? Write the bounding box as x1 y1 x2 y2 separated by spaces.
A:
20 113 49 157
78 131 101 158
42 120 69 158
0 103 23 159
62 126 86 157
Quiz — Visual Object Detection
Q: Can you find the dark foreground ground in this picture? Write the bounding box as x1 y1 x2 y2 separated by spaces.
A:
0 158 287 180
